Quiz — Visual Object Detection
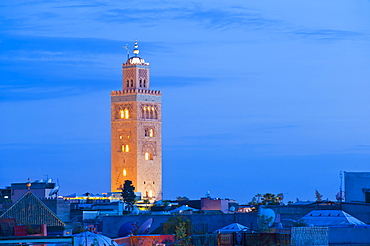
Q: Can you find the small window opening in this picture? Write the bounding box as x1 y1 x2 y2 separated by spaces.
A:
121 144 130 152
145 152 153 160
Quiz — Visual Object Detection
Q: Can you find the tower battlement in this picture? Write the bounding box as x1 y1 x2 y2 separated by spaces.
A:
111 89 161 96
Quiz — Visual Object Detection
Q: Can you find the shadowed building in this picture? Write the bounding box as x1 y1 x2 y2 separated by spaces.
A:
345 172 370 203
111 42 162 201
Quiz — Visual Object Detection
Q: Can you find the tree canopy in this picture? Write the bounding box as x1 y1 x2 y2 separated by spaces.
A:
250 193 284 205
121 180 136 212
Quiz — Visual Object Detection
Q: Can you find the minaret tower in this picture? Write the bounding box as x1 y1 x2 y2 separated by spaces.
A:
111 41 162 201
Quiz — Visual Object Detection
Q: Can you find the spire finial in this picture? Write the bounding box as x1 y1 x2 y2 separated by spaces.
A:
133 40 139 56
27 178 31 191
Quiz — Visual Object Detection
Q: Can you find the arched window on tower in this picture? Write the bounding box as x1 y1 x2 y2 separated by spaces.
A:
143 80 146 88
141 105 158 120
121 144 130 152
131 80 133 87
140 79 142 87
126 80 129 87
145 152 153 160
145 128 154 137
119 109 130 119
117 105 132 119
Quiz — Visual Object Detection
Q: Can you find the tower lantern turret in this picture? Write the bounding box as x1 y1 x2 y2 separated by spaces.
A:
122 41 150 90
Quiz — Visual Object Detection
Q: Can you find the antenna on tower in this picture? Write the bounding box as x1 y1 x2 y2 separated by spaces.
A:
340 171 343 193
123 44 129 60
336 171 345 207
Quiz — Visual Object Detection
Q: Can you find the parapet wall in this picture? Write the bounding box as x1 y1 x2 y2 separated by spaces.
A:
102 213 258 238
111 89 161 96
291 227 329 245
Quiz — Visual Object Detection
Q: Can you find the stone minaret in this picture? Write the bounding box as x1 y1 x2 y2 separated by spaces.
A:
111 42 162 201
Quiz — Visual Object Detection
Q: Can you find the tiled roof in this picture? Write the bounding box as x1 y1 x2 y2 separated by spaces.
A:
0 192 65 227
215 222 249 232
301 210 366 227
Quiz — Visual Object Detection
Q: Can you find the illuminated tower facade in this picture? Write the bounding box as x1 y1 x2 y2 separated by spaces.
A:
111 42 162 200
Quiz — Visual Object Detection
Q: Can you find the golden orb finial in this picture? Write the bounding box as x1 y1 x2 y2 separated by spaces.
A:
26 178 31 191
133 40 139 56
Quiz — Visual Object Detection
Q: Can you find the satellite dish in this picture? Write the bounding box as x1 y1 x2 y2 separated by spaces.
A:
49 185 60 196
47 178 53 183
137 218 153 235
118 222 137 237
336 191 345 201
132 206 140 215
257 208 276 228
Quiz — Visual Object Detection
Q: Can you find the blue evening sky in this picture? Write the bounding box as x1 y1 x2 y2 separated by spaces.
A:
1 0 370 203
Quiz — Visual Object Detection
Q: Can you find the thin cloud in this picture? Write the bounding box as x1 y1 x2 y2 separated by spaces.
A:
152 76 214 87
178 7 281 31
0 85 93 102
98 6 280 31
351 145 370 150
292 29 366 41
98 7 180 24
266 125 299 130
54 4 107 8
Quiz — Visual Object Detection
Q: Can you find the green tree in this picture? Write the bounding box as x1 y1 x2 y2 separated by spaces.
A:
175 222 192 246
163 216 192 236
176 196 189 201
292 219 308 227
262 193 279 205
257 214 273 232
249 193 283 205
143 199 150 210
121 180 136 212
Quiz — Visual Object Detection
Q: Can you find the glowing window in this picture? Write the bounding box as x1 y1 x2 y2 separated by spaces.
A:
123 169 127 176
145 152 153 160
119 136 123 139
121 144 130 152
119 108 130 119
124 109 129 119
145 128 154 137
148 190 153 198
